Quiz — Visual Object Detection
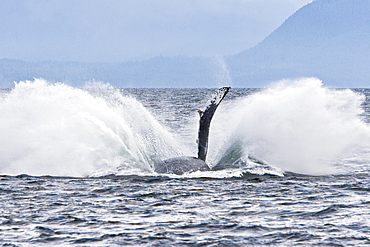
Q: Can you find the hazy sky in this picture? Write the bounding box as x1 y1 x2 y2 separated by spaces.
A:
0 0 314 62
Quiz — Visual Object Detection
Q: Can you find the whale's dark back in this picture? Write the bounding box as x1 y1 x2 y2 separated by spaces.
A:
197 87 230 161
154 156 210 175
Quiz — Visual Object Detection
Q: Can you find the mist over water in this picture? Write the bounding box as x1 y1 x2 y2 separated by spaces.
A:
0 78 369 177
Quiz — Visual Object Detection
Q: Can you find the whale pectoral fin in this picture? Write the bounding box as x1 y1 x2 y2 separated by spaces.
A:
156 87 230 175
209 86 231 106
197 86 231 161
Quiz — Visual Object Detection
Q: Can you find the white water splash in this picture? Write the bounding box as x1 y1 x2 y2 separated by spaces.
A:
2 78 369 177
213 78 370 175
0 79 184 176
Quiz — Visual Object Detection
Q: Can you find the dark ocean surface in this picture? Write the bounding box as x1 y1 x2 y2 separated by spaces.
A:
1 78 370 246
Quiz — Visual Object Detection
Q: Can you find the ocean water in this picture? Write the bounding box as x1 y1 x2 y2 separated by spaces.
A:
1 78 370 246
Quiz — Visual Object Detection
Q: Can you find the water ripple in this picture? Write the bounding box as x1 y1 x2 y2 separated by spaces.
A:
0 174 369 246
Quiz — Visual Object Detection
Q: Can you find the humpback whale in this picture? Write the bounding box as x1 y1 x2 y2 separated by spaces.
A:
154 87 231 175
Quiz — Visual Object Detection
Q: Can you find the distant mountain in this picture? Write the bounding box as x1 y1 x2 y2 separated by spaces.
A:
228 0 370 87
0 56 229 88
1 0 369 88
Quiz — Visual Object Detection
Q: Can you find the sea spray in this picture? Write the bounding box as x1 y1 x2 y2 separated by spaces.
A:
212 56 233 88
212 78 370 175
0 79 184 176
2 79 368 177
